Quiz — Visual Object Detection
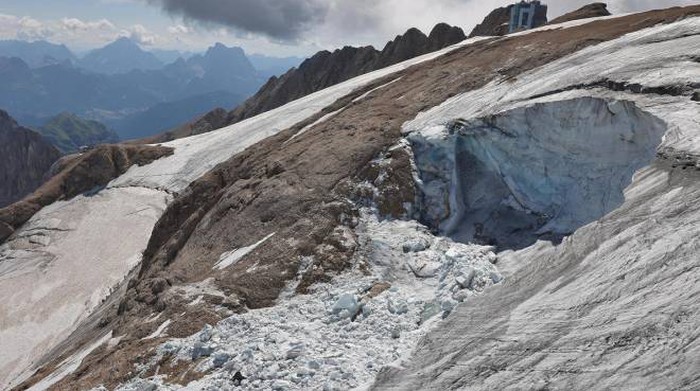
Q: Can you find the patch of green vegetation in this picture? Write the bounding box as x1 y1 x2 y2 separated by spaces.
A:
35 113 119 154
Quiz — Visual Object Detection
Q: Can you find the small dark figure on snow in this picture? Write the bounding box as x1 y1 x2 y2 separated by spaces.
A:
232 371 246 386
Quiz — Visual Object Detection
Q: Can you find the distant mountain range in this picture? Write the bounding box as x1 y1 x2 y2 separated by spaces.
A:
0 38 302 140
111 90 244 141
0 40 76 68
248 54 305 79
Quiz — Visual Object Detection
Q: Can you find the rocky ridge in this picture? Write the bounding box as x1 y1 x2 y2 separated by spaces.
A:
549 2 612 25
468 5 514 37
224 23 466 126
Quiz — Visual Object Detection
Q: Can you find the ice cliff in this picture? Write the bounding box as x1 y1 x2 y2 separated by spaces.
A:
410 98 666 249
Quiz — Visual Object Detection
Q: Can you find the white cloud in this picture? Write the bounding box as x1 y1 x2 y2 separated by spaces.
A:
167 24 191 34
60 17 115 32
0 0 696 55
0 14 53 41
123 24 159 46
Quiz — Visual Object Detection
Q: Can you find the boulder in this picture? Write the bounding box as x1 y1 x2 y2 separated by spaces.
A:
332 294 360 319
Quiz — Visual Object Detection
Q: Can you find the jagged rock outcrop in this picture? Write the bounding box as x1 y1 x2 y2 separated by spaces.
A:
0 110 60 208
226 24 466 125
0 144 173 242
226 45 379 125
468 5 513 37
549 2 611 24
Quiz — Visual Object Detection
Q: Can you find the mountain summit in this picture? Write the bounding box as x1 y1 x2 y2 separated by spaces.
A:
80 37 164 74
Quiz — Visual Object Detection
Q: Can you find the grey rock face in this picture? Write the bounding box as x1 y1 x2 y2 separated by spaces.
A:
0 110 60 208
549 2 612 25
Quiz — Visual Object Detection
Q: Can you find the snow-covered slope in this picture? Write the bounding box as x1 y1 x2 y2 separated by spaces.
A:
0 188 170 388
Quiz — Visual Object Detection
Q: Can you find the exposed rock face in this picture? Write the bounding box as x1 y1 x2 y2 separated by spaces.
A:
226 45 379 125
226 24 466 125
0 110 60 208
0 143 173 242
550 2 611 25
428 23 471 51
375 28 432 68
468 5 513 37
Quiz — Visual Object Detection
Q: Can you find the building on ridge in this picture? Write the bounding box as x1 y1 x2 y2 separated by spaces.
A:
509 1 548 33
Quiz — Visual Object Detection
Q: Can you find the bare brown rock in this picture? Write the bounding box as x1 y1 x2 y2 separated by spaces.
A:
550 2 612 25
366 282 392 299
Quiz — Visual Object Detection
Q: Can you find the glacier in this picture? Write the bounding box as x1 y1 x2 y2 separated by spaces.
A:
100 210 501 391
373 14 700 391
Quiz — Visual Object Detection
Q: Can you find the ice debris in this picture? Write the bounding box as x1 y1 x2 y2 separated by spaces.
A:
112 209 501 390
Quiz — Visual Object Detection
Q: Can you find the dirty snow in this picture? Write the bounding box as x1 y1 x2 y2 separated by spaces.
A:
28 332 113 391
0 188 170 389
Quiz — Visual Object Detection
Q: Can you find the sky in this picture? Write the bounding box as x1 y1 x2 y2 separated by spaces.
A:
0 0 697 57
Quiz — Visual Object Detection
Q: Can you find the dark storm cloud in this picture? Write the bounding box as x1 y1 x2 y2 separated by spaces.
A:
146 0 699 45
147 0 329 40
